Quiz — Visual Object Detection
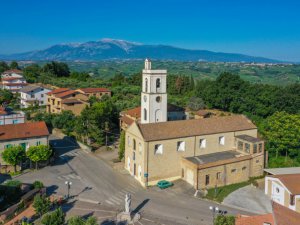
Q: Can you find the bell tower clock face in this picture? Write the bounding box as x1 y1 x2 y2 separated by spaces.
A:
143 95 147 102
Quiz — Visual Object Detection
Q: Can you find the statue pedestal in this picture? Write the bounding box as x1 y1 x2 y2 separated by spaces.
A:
116 212 141 224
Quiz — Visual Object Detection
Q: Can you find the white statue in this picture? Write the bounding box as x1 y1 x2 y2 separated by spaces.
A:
125 193 131 213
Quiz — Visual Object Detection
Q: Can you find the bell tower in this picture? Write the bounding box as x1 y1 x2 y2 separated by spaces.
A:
141 59 167 124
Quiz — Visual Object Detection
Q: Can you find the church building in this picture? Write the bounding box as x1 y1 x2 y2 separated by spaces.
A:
124 59 265 190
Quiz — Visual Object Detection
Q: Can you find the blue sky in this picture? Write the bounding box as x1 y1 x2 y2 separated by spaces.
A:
1 0 300 61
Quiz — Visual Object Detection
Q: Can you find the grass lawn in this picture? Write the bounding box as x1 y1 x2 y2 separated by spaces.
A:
205 181 251 203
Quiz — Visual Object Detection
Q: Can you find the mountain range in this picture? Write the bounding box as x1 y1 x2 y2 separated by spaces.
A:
0 38 281 63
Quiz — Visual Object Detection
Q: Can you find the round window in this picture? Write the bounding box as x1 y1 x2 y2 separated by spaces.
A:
276 187 280 193
156 96 161 103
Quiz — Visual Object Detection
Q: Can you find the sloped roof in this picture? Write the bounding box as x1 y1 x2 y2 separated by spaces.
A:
273 201 300 225
2 69 23 74
47 88 70 95
235 134 262 143
271 174 300 194
235 213 274 225
138 115 257 141
19 85 41 93
55 90 78 98
120 115 135 126
78 88 111 93
1 77 24 81
0 121 49 141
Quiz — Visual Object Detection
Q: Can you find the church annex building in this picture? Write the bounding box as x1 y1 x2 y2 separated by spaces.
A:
124 59 266 189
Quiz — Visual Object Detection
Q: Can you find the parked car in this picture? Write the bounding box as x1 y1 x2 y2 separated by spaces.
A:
157 180 173 189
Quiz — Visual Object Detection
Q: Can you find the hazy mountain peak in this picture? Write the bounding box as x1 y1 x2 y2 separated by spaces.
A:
0 38 281 63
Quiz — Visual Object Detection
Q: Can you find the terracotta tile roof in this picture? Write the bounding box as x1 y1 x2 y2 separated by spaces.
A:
126 106 141 118
120 115 135 126
0 107 8 115
273 201 300 225
1 77 24 81
46 88 70 95
235 213 274 225
79 88 111 93
3 83 27 87
0 121 49 141
270 174 300 194
55 90 78 98
138 115 257 141
2 69 23 74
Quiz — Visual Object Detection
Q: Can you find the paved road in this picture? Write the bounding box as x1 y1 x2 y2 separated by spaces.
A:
15 135 252 225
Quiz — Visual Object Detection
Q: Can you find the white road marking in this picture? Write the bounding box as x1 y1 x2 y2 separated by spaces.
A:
105 200 114 205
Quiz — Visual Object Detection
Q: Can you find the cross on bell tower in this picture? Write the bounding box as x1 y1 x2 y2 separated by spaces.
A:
141 59 168 124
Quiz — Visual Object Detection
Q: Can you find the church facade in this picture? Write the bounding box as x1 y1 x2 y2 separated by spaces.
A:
124 59 265 189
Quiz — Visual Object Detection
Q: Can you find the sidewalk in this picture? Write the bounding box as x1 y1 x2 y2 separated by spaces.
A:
5 205 35 225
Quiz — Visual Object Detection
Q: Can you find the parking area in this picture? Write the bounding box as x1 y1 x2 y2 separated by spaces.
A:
223 185 272 214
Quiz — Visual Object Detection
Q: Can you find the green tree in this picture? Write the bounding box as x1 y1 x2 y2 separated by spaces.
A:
261 112 300 159
33 180 44 189
75 99 119 145
187 96 206 111
214 215 235 225
118 130 125 160
0 89 14 105
67 216 85 225
26 145 52 169
0 61 9 73
23 64 41 83
1 146 26 172
67 216 97 225
41 207 65 225
33 194 51 217
52 111 76 134
10 61 19 69
43 61 70 77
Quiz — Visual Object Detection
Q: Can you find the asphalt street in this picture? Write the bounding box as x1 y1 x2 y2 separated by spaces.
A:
14 135 252 225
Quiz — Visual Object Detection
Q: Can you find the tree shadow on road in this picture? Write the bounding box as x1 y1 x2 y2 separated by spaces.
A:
0 173 11 184
47 184 59 195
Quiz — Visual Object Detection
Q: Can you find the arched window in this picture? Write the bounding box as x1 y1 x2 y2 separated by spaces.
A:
144 108 147 121
156 78 161 90
133 139 136 150
145 78 148 92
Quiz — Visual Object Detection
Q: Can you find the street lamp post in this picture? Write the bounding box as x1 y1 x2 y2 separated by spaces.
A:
65 181 72 199
209 206 219 224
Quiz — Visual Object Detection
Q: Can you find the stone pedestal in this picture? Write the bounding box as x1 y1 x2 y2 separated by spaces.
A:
116 212 141 224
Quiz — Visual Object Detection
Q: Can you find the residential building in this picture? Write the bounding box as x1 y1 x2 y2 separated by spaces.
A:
0 121 49 165
124 59 265 188
19 85 51 108
77 87 111 98
265 174 300 213
120 104 186 130
46 88 89 116
0 107 25 125
1 69 23 78
1 76 27 93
